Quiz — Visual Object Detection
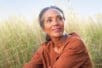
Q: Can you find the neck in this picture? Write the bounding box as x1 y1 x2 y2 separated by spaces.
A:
51 35 66 48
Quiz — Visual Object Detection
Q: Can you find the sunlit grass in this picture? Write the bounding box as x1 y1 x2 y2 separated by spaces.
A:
0 15 102 68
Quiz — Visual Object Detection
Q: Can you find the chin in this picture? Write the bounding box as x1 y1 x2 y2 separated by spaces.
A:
53 32 63 38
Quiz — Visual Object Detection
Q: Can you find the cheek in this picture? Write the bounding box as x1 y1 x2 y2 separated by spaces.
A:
43 24 51 34
62 23 64 27
60 21 64 28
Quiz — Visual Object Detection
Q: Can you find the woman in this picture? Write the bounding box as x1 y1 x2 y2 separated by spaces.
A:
24 6 93 68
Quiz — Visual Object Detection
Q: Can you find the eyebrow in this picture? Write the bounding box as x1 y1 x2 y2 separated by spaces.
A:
56 15 62 18
47 17 53 19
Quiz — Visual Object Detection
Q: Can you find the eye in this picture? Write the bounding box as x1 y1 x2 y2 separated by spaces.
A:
57 16 63 21
47 18 52 23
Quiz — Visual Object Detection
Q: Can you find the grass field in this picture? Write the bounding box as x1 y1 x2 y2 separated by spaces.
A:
0 14 102 68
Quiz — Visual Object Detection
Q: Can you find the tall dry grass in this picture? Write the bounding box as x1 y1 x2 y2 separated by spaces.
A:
0 14 102 68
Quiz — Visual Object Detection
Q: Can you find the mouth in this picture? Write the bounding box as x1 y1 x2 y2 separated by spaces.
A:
52 27 63 32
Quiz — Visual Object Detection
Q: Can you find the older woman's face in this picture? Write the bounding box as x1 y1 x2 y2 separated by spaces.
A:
43 8 64 38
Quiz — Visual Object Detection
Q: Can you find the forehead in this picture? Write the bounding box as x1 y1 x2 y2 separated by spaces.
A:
43 8 63 19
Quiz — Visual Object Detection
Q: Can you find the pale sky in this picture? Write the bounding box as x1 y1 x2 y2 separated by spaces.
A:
0 0 102 21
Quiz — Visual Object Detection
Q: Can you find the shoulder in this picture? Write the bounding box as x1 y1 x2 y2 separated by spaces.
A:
66 32 83 44
65 32 86 51
40 41 51 47
68 32 81 41
40 41 52 50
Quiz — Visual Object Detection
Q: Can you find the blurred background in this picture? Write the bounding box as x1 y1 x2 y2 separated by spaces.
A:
0 0 102 68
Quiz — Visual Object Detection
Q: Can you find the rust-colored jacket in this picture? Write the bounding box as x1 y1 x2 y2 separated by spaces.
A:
24 33 93 68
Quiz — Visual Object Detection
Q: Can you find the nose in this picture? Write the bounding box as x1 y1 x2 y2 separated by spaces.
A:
52 19 59 26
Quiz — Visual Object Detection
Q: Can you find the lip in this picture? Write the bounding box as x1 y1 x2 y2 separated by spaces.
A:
52 27 62 32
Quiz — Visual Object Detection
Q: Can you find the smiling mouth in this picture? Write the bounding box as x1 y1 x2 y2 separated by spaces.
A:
52 28 63 32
